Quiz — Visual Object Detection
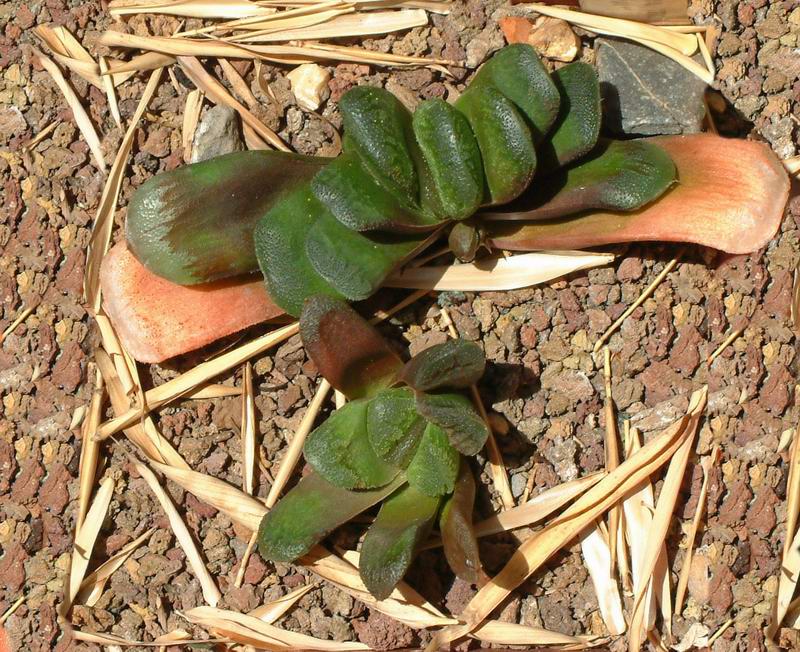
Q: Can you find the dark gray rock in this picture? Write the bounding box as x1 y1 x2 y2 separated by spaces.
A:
191 105 243 163
596 38 707 136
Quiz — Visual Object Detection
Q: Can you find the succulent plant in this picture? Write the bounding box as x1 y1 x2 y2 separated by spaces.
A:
126 44 682 316
257 296 488 598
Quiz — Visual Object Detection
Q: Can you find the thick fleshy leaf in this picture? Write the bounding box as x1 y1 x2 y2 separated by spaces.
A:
415 391 489 456
536 62 601 173
303 400 398 489
484 139 676 222
257 472 404 563
448 221 482 262
300 296 403 399
486 134 790 255
367 387 426 467
101 242 283 363
406 422 460 497
400 340 486 392
440 461 483 584
359 484 441 600
126 150 326 285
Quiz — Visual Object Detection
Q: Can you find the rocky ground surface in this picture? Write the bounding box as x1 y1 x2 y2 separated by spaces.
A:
0 0 798 650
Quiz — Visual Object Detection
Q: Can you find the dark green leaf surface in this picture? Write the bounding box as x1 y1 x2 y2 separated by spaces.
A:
415 391 490 456
537 62 602 173
257 472 403 562
300 296 403 399
448 221 482 262
400 339 485 392
483 139 677 222
359 484 440 599
406 422 460 497
127 150 326 285
303 399 398 489
367 387 426 468
440 462 483 584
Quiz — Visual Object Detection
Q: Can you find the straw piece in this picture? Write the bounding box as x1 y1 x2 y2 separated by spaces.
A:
580 524 626 635
0 595 25 626
182 88 204 161
241 362 257 495
249 584 315 621
594 256 680 353
134 460 222 606
186 383 242 400
99 56 122 128
77 369 104 528
0 305 34 344
632 35 714 85
35 50 106 172
603 348 621 579
84 67 163 313
109 0 278 18
95 322 299 440
71 629 204 647
784 426 800 561
219 59 259 108
77 528 156 606
707 325 744 365
106 51 176 75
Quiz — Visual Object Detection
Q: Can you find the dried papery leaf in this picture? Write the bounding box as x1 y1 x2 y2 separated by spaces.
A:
33 24 115 88
474 472 604 537
469 621 599 647
430 388 707 648
258 473 405 562
183 605 370 650
65 477 114 610
580 524 626 635
360 484 440 599
628 392 706 651
181 88 203 161
387 251 615 291
84 67 163 313
106 51 176 75
248 584 314 622
77 528 155 606
95 349 188 469
241 362 257 494
440 462 483 584
98 56 122 128
488 135 790 256
674 448 715 614
71 629 204 647
602 348 621 581
149 459 267 531
300 296 403 400
109 0 275 18
96 321 298 440
35 50 106 172
134 460 221 606
400 339 485 392
178 55 289 151
218 59 259 107
186 383 242 400
77 369 104 528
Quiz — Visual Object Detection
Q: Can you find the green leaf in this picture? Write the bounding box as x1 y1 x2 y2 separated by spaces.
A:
303 399 398 489
400 339 486 392
415 391 489 456
440 461 483 584
359 483 440 600
483 139 677 221
300 295 403 399
366 387 426 468
254 187 345 317
257 472 404 562
126 150 326 285
406 422 460 497
448 221 482 263
412 99 483 221
537 62 602 173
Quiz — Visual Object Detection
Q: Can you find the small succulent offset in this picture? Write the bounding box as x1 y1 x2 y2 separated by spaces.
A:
257 295 489 598
126 44 677 317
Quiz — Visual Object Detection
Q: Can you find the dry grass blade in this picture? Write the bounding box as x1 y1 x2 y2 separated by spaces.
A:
219 59 259 107
428 388 707 649
95 349 189 469
793 263 800 334
77 369 104 528
249 584 315 621
77 528 156 606
22 120 60 152
186 383 242 399
602 348 621 579
107 51 176 75
34 24 109 88
594 256 680 353
64 477 114 612
628 391 707 651
96 322 299 440
109 0 278 18
474 473 604 537
71 629 203 646
35 50 106 172
95 312 135 394
99 56 122 128
134 460 222 606
0 305 34 344
84 67 163 313
523 3 698 55
0 595 25 626
183 605 370 650
178 55 289 151
674 447 716 614
785 423 800 560
769 522 800 638
631 36 714 85
580 523 626 635
149 459 267 531
182 88 204 161
470 620 598 646
707 325 745 365
388 251 615 291
241 362 257 494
